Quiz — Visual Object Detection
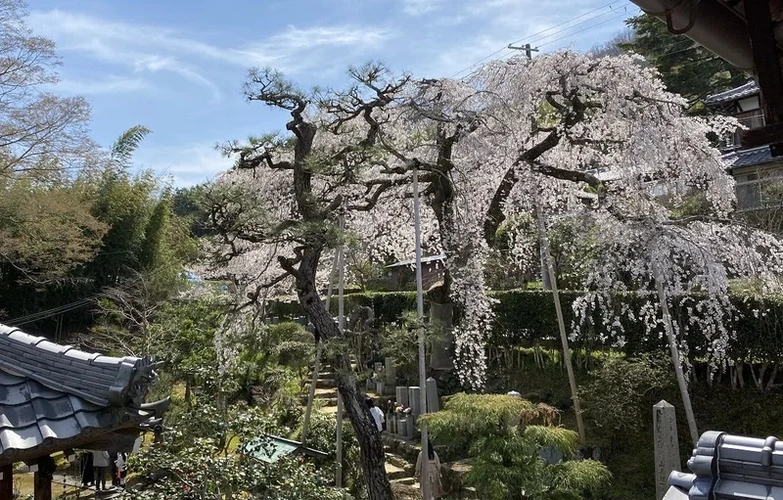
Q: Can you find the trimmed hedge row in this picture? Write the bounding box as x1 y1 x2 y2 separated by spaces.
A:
269 290 783 361
268 291 421 326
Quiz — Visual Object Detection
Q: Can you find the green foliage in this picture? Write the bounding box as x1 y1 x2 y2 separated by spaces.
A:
422 393 534 448
545 460 613 500
378 311 447 386
172 183 214 237
422 393 610 500
87 165 158 287
150 295 230 392
293 412 364 496
111 125 151 166
522 425 579 459
0 174 108 281
546 217 597 290
466 435 546 499
271 289 783 366
580 354 675 437
138 192 171 271
619 14 746 109
270 292 420 325
131 400 351 500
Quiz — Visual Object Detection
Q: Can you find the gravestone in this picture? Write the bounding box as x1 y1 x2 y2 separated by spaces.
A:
408 386 421 416
426 377 439 413
374 362 384 394
396 386 409 408
539 446 564 464
429 302 455 370
384 357 396 394
653 400 681 500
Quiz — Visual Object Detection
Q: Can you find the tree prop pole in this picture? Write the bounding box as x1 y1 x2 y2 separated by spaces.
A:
652 261 699 446
535 197 587 445
413 167 432 500
301 255 339 445
336 210 346 488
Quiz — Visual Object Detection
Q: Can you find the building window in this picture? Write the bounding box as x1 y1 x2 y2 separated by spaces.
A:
735 169 783 210
720 112 766 150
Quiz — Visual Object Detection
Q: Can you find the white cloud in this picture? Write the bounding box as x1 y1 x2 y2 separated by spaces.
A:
230 25 391 74
53 76 149 95
401 0 445 16
27 9 392 84
133 56 222 101
134 142 234 188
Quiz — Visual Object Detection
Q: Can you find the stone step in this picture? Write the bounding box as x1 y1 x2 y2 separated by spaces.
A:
316 378 336 388
391 476 418 487
384 462 408 481
313 388 337 399
385 452 412 471
319 405 345 415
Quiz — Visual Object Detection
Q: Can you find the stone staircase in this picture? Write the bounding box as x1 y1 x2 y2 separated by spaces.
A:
302 368 422 493
385 443 419 494
303 368 340 412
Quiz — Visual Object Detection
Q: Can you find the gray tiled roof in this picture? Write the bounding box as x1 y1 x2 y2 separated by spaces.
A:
0 323 162 465
723 146 780 169
665 431 783 499
0 324 153 408
704 81 759 106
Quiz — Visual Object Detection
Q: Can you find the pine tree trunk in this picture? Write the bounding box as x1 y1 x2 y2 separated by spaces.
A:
293 248 393 500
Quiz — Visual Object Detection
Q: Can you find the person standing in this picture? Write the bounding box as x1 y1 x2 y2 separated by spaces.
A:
415 440 444 500
366 398 385 432
114 452 128 487
80 451 94 488
91 450 110 491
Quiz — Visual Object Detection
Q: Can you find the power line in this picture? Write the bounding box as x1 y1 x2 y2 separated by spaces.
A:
449 1 636 79
537 9 635 49
507 0 628 47
525 3 631 47
4 261 186 327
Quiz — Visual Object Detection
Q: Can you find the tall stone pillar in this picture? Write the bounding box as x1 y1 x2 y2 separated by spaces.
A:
654 400 681 500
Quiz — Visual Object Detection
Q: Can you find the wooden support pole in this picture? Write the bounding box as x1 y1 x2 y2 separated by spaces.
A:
652 262 699 446
0 464 13 500
535 200 587 445
653 400 681 500
413 167 432 500
34 456 56 500
335 209 346 489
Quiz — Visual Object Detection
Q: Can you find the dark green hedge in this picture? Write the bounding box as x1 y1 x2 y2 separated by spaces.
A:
268 291 422 326
270 290 783 361
490 290 783 361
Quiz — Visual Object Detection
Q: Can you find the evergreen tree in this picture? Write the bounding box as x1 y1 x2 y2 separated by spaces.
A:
618 14 747 110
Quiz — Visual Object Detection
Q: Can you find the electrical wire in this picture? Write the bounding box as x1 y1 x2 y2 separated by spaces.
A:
525 3 631 47
507 0 628 47
4 261 186 327
449 1 638 79
537 9 635 49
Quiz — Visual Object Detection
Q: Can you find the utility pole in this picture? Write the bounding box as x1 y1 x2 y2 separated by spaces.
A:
336 209 346 488
508 42 548 290
413 167 432 500
508 43 539 60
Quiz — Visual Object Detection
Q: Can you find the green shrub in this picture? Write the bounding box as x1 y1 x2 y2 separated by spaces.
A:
420 393 611 500
580 354 675 438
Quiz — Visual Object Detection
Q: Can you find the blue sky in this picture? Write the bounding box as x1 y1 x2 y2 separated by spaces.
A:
26 0 639 187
